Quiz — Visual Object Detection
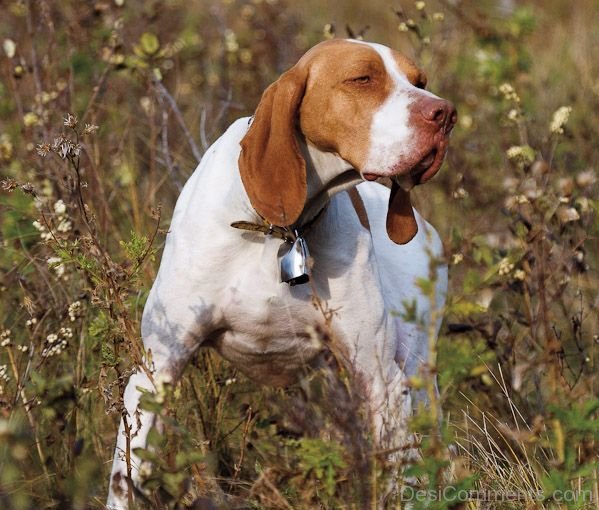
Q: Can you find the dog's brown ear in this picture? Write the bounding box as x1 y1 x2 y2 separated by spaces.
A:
386 180 418 244
239 67 307 227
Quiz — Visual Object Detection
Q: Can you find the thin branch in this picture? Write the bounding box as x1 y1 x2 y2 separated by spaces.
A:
209 87 234 140
199 106 210 152
153 79 202 163
156 93 184 191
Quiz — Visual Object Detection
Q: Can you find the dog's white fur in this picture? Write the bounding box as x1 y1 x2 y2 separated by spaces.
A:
107 40 450 509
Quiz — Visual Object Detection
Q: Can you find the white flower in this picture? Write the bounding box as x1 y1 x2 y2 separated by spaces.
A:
54 199 67 216
36 143 51 157
23 112 40 127
68 301 81 322
499 83 521 103
33 219 54 241
0 329 10 347
56 218 72 233
506 145 535 166
475 49 490 63
42 334 68 357
452 253 464 265
507 108 520 122
452 187 469 199
47 257 65 277
43 326 73 357
3 39 16 58
576 169 596 188
459 114 473 129
59 327 73 339
63 113 78 128
153 373 173 404
550 106 572 134
415 1 426 10
498 257 514 276
513 269 526 281
0 364 10 383
516 195 529 204
556 206 580 223
502 176 519 192
83 123 99 135
224 29 238 53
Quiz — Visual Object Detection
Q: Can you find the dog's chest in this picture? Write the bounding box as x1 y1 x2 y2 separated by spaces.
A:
210 280 328 385
164 191 388 386
205 227 379 385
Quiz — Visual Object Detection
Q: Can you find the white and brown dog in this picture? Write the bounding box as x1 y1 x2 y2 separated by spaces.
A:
107 39 456 508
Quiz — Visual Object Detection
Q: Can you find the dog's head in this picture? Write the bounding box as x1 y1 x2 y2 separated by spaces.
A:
239 39 457 244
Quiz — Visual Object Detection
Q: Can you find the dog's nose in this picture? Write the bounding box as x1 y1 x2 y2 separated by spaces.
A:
419 98 457 134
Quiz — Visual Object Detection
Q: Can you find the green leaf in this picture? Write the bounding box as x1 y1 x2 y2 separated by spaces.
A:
175 450 204 469
448 299 487 318
146 426 167 449
132 447 157 463
140 32 160 55
101 341 118 367
120 230 149 262
416 277 434 296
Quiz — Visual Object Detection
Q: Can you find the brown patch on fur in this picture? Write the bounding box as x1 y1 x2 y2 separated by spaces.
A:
392 52 427 88
298 40 392 170
386 180 418 244
239 67 308 227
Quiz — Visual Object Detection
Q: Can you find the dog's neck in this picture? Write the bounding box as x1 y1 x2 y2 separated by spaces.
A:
296 137 364 227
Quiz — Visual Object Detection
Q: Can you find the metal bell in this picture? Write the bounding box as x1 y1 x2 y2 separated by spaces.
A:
280 235 310 286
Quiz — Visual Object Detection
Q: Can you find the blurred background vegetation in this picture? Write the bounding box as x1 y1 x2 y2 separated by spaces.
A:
0 0 598 508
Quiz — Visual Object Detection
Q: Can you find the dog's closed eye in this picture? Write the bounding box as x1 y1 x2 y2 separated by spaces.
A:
351 75 371 84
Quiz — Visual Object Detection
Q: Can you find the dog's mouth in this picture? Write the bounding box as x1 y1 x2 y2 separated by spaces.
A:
360 132 452 245
362 144 445 189
413 148 437 175
408 148 437 180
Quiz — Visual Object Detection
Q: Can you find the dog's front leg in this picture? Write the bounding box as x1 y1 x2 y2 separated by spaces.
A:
106 349 190 510
369 363 413 455
359 358 417 508
107 369 153 510
106 297 205 510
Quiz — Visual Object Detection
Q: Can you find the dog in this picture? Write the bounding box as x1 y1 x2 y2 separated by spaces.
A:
107 38 456 509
